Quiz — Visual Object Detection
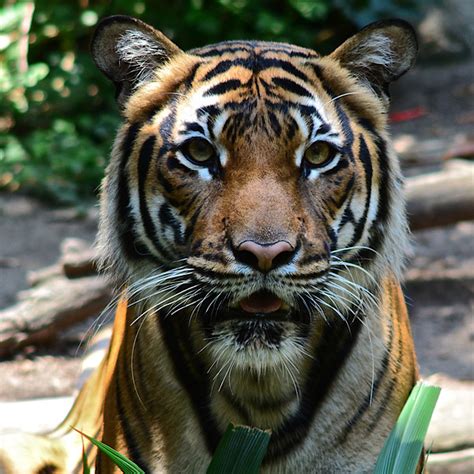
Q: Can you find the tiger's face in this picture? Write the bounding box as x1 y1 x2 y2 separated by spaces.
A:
93 18 416 367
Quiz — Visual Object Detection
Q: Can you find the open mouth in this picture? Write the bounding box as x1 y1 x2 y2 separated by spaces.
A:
205 290 298 323
196 289 312 348
239 289 287 314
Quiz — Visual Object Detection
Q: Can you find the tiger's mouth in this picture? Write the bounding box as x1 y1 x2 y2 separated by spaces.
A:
239 289 287 314
200 289 310 326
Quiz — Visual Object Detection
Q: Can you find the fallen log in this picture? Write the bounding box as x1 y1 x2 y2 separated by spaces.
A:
0 275 112 358
406 161 474 231
60 238 99 278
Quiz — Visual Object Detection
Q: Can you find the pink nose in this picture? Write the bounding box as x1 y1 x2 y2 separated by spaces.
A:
236 240 295 272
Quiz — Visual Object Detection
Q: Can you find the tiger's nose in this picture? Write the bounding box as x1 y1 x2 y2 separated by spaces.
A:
234 240 295 273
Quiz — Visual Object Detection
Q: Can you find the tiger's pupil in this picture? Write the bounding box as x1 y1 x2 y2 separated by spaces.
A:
186 138 215 163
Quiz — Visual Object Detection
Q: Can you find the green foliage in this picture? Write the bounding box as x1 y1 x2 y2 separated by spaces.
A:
374 382 441 474
75 428 144 474
0 0 432 203
207 424 271 474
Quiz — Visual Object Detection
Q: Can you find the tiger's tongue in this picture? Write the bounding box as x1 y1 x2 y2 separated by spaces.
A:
239 291 282 314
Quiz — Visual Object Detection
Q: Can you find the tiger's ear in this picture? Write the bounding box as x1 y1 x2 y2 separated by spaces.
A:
330 19 417 100
91 15 182 107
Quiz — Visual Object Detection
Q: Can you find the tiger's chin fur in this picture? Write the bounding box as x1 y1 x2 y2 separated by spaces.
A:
0 16 421 474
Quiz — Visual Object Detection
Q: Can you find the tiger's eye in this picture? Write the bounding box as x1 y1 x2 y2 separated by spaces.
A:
303 142 335 167
185 138 215 164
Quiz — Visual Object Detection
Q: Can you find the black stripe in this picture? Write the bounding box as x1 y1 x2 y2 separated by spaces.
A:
156 167 175 194
255 57 309 81
137 137 175 260
272 77 313 98
117 124 150 261
268 111 282 136
323 157 349 176
199 253 227 264
202 59 242 81
348 134 373 246
262 47 317 59
184 202 205 243
366 290 410 432
334 101 354 150
286 115 298 141
352 133 390 265
265 310 363 461
191 41 317 59
299 253 328 266
121 327 153 441
159 109 177 142
339 206 355 227
374 136 391 224
309 63 354 150
166 156 195 174
205 79 242 96
285 269 329 281
335 174 355 210
182 62 200 89
181 122 205 135
159 312 221 454
259 78 280 98
192 44 253 57
338 318 394 443
114 365 150 471
192 266 245 281
197 104 220 119
159 203 184 245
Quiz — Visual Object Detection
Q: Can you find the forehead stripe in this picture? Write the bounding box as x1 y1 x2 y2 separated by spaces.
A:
204 79 243 96
181 122 206 135
202 56 310 83
272 77 313 98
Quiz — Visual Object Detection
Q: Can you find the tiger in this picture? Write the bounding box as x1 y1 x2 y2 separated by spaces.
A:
0 15 420 474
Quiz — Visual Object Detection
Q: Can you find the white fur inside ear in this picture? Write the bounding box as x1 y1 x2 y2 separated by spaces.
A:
350 33 395 71
116 29 167 86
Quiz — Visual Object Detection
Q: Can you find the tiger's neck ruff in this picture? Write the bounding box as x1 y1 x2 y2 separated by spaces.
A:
91 16 419 473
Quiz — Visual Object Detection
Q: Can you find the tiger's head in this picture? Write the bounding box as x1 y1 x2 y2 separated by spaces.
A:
92 16 416 369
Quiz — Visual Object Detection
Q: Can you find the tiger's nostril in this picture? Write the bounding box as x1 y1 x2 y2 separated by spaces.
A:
234 240 295 272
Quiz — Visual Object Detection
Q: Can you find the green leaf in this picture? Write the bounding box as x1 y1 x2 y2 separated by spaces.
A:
81 440 91 474
207 424 271 474
374 381 441 474
73 428 145 474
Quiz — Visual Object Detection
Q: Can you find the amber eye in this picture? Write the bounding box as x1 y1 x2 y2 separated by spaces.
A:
303 141 336 168
182 138 216 165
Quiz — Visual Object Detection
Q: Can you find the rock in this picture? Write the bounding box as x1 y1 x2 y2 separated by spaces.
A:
427 448 474 473
426 376 474 453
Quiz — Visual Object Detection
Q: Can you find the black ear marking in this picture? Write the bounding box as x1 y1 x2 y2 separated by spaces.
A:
91 15 182 107
330 19 418 101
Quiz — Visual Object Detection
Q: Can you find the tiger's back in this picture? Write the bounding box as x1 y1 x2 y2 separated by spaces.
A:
0 16 419 473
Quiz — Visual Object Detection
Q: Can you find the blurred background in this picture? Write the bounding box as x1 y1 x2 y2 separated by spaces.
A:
0 1 473 472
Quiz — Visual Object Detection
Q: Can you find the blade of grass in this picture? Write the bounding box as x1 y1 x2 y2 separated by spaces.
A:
392 384 441 473
73 428 145 474
374 381 441 474
81 436 91 474
207 424 271 474
375 383 421 474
